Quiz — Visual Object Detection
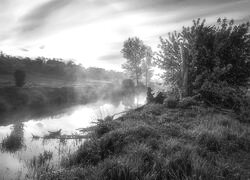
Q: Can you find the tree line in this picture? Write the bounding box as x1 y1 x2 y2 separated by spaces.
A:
0 53 124 83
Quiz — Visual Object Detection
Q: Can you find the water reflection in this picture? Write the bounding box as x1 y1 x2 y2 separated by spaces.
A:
0 93 145 179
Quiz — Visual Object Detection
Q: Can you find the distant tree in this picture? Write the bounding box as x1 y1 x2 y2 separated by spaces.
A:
14 70 26 87
142 46 154 87
121 37 147 86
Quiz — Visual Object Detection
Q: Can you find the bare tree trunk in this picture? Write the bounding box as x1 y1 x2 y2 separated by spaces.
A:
181 45 189 97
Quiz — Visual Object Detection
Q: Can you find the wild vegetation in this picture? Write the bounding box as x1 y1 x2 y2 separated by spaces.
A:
40 104 250 180
35 18 250 180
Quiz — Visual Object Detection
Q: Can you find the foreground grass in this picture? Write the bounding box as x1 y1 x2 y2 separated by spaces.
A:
40 104 250 180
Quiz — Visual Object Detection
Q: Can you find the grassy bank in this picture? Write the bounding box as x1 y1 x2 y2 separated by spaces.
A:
38 102 250 180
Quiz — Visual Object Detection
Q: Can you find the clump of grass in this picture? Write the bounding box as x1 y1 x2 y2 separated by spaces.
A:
62 138 101 167
97 158 137 180
26 150 54 179
92 117 121 138
197 132 221 152
1 134 24 152
1 123 24 152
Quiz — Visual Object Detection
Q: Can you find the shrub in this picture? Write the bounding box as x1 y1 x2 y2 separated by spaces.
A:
199 80 245 111
14 69 26 87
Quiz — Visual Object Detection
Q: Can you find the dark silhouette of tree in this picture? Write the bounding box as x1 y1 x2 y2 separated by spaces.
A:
14 70 26 87
121 37 147 86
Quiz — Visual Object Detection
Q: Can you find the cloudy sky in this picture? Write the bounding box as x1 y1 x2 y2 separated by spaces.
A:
0 0 249 70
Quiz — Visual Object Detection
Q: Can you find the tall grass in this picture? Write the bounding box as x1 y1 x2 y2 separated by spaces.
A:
1 123 25 152
41 104 250 179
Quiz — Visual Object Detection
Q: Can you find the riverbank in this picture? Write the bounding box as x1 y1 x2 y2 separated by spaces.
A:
40 102 250 180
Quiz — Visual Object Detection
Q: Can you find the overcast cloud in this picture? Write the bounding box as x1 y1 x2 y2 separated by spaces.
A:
0 0 249 70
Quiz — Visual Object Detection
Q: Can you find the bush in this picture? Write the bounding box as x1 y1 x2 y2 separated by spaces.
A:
14 69 26 87
199 81 245 111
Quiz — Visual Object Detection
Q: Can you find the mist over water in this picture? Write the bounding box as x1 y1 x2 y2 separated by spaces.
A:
0 93 146 179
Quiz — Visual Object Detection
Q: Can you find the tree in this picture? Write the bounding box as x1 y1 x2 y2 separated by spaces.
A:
14 70 26 87
155 31 184 98
156 18 250 100
142 46 154 87
121 37 147 86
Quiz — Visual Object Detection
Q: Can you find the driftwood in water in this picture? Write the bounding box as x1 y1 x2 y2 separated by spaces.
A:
32 129 87 140
47 129 62 137
32 134 88 140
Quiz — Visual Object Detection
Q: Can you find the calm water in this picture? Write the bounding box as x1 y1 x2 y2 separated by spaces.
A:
0 94 146 179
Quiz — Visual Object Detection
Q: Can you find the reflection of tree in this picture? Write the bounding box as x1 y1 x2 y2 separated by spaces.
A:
121 94 136 110
1 123 25 152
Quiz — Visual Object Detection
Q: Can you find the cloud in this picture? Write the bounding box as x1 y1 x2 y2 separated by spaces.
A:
39 45 45 50
0 0 250 70
18 0 73 35
99 53 123 62
19 48 29 52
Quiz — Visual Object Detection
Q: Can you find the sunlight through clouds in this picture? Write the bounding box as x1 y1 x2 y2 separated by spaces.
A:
0 0 249 70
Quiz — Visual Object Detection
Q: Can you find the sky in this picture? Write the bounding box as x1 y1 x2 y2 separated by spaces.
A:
0 0 250 70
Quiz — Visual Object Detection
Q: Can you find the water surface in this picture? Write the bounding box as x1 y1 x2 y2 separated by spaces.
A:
0 94 145 179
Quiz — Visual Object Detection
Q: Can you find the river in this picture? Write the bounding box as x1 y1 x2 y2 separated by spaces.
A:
0 93 146 179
